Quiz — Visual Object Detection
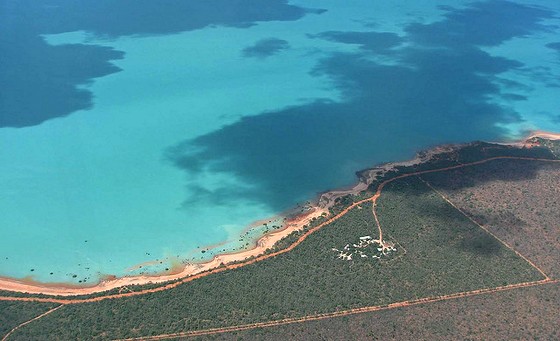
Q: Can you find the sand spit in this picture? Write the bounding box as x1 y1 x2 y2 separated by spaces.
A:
0 130 558 296
526 130 560 141
494 130 560 147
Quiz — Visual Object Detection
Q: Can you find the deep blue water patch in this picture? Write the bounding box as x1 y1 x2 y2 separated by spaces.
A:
311 31 403 54
0 0 323 127
0 33 124 128
406 1 555 47
242 38 290 59
168 0 558 212
516 66 560 88
547 42 560 52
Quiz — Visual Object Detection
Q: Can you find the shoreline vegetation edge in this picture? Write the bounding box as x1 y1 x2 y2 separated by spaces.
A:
1 130 559 297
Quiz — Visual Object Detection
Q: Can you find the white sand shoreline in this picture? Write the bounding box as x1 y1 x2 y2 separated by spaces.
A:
1 130 558 297
0 207 327 296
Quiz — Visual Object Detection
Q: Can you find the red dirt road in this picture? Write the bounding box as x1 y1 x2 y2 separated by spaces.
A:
1 156 559 340
117 279 558 340
0 156 557 305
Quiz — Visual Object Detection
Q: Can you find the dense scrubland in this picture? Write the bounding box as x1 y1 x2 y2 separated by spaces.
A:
205 281 559 341
6 178 542 339
421 158 560 279
200 142 560 341
2 140 558 340
0 301 57 336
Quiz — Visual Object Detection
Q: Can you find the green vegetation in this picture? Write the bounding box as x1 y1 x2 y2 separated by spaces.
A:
203 282 560 341
366 141 556 194
8 177 543 339
533 137 560 158
421 157 560 279
3 140 558 339
0 301 58 336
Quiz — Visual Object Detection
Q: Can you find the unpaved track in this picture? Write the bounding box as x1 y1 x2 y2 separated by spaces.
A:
1 305 62 341
418 176 551 279
1 156 558 340
116 279 558 340
0 156 557 306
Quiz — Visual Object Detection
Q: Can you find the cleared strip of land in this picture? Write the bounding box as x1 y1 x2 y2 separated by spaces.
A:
5 157 555 339
0 156 557 305
190 281 559 340
0 301 59 339
117 279 557 340
1 305 62 341
0 145 560 339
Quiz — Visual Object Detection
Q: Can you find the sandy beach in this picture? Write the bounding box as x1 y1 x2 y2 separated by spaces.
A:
1 130 558 297
526 131 560 140
0 206 327 296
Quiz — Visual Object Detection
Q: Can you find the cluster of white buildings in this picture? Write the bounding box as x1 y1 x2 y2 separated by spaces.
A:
332 235 396 261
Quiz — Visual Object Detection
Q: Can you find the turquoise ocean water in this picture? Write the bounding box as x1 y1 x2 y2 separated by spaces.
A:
1 0 559 284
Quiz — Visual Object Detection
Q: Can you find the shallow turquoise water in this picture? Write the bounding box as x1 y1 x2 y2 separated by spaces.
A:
1 0 559 284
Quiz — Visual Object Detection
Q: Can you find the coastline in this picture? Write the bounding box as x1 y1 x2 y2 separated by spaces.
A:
1 130 559 297
0 206 328 296
524 130 560 141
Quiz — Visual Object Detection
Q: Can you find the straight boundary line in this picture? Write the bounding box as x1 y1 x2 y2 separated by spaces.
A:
1 305 63 341
117 158 560 340
116 279 558 340
2 157 559 340
0 157 558 305
418 175 550 280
